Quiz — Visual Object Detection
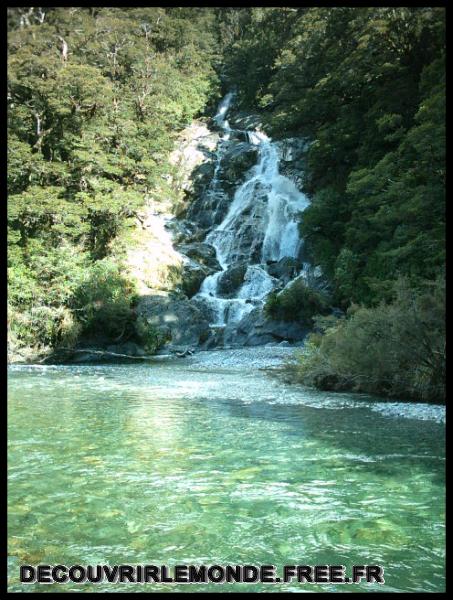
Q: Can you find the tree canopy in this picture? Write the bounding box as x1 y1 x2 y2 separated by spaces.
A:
223 7 445 306
8 7 221 357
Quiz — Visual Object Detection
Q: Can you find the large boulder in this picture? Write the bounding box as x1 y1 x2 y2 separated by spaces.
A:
185 139 259 230
267 257 299 284
177 242 221 271
217 262 248 297
164 218 203 244
189 160 217 196
225 306 308 347
220 142 258 184
190 295 219 328
180 258 216 298
135 293 210 351
275 137 309 189
185 188 232 230
227 111 263 131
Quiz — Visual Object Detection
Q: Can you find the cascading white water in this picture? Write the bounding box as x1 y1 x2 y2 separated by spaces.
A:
213 91 235 137
195 93 310 328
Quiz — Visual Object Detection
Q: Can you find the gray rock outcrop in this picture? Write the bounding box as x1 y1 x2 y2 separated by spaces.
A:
224 306 308 347
135 293 211 352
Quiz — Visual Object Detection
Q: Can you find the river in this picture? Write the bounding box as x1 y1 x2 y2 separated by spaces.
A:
8 347 445 592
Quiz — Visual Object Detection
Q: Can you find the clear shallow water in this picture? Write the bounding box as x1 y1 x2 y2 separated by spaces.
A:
8 353 445 592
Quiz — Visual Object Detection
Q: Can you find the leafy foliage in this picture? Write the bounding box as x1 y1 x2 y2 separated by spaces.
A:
286 277 445 403
222 8 445 401
223 7 445 306
8 7 221 357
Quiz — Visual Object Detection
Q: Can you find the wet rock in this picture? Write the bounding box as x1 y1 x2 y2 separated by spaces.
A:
190 296 219 327
185 139 260 231
275 137 309 190
228 129 250 143
71 350 102 363
135 293 210 350
106 341 144 356
201 326 225 350
164 218 199 243
217 262 248 298
276 137 309 162
207 116 225 133
220 143 258 183
180 258 215 298
267 257 299 283
186 189 232 230
189 160 217 194
230 306 308 346
177 242 221 271
227 111 263 131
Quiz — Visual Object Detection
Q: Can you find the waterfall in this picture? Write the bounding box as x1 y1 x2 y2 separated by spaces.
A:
195 93 310 329
213 91 235 136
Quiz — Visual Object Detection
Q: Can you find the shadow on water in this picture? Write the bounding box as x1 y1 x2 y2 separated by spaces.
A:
208 394 444 481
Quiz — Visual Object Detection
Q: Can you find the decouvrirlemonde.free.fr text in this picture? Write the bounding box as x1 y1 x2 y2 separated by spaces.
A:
21 564 385 585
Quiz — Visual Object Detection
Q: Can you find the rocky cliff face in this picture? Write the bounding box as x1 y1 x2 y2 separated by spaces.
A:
130 94 318 354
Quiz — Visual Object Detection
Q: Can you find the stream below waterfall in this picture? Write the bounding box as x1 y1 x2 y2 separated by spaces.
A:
8 349 445 592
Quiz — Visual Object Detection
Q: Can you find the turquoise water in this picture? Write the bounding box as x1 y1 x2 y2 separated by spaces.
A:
8 357 445 592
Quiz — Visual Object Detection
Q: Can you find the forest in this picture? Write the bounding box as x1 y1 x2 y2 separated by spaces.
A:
7 7 445 402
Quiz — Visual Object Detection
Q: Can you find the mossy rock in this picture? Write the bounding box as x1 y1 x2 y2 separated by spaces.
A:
265 276 330 325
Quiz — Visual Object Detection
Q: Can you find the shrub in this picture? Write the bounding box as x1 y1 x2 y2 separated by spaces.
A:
70 259 137 340
288 277 445 403
8 304 82 358
134 316 171 354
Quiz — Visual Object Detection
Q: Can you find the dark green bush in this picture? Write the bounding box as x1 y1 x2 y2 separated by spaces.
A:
288 277 445 403
134 316 171 354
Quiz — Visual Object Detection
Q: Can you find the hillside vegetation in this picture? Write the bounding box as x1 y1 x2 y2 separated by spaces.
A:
222 7 445 401
7 7 221 359
7 8 445 401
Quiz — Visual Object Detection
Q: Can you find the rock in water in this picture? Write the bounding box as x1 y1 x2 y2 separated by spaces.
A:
267 257 299 284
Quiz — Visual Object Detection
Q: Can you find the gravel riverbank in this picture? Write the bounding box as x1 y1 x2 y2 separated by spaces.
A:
184 345 446 424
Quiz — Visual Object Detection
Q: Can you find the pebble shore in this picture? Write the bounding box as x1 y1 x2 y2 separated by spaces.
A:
186 345 446 424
